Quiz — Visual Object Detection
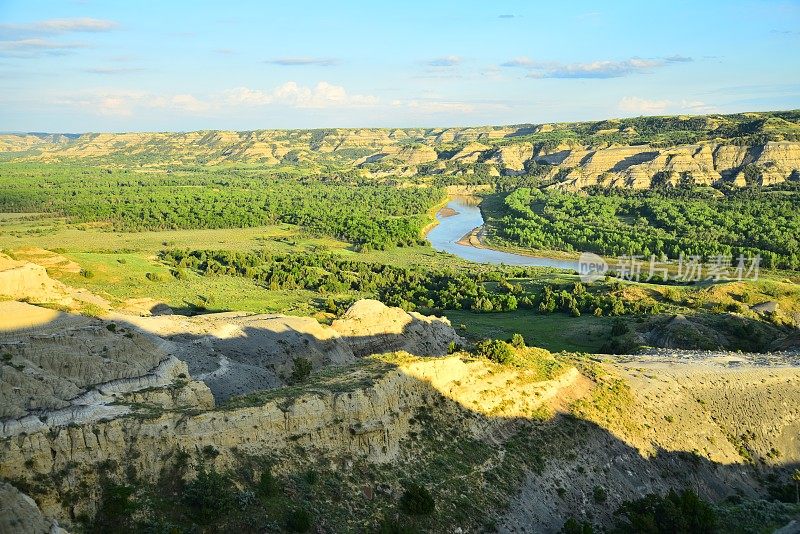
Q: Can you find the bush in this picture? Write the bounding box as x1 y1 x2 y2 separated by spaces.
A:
613 489 716 533
611 318 630 336
510 333 526 348
399 482 435 516
284 507 312 532
256 469 279 499
80 268 94 279
92 483 135 532
182 469 236 524
475 339 513 364
145 272 163 282
290 357 312 383
592 485 607 503
560 517 594 534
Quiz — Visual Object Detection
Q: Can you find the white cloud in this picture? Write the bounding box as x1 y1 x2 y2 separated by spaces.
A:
226 82 378 109
405 100 477 113
618 96 716 114
33 18 119 33
55 82 381 118
618 96 671 113
265 57 338 66
427 55 461 67
0 38 87 56
0 17 119 35
503 56 691 79
170 94 210 113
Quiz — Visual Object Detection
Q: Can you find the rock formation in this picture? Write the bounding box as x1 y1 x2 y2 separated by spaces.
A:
4 111 798 189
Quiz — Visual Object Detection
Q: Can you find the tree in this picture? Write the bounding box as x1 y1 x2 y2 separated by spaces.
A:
290 357 312 383
560 517 594 534
399 482 435 516
510 333 526 348
475 339 514 364
793 468 800 504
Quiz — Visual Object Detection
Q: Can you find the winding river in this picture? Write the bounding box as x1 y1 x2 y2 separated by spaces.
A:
426 197 579 270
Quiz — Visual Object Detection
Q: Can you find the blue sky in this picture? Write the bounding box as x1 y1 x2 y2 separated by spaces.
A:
1 0 799 132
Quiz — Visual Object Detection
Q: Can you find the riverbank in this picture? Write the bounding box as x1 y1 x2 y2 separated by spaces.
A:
425 198 580 270
419 194 452 237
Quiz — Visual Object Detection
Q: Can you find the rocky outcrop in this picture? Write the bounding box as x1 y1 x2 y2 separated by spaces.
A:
5 118 800 188
0 302 182 421
553 141 800 189
331 299 463 357
487 142 533 173
1 297 463 438
0 481 66 534
0 353 579 525
0 255 109 312
450 142 490 164
0 255 67 303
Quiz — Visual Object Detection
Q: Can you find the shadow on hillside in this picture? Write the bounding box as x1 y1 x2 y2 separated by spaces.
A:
2 303 800 532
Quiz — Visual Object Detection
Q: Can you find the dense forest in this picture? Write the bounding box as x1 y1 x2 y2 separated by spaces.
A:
490 185 800 269
0 164 443 250
161 249 659 317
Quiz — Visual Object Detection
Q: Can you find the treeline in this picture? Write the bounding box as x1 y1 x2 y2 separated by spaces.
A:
493 186 800 269
0 164 443 250
161 249 659 316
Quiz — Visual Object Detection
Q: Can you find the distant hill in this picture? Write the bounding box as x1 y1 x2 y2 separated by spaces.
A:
2 110 799 189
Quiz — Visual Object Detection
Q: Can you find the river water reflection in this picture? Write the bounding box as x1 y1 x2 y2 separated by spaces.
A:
425 197 579 270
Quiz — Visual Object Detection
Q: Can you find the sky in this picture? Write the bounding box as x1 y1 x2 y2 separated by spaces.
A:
1 0 799 132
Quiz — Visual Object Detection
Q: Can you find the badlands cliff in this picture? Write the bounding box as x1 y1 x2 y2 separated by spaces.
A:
3 110 799 189
2 255 800 532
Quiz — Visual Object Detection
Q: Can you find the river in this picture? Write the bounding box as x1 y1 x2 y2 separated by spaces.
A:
425 197 580 270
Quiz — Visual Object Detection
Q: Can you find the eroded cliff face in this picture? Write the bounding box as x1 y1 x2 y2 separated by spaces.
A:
4 117 799 189
552 141 800 189
0 353 580 524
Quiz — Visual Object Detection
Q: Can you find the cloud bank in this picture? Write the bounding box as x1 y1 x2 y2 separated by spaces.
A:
502 56 693 79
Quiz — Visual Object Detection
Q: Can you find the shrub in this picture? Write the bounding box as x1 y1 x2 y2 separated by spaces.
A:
613 489 716 533
510 333 526 348
284 507 312 532
399 482 435 516
610 318 630 336
592 485 607 503
182 468 236 523
80 268 94 279
201 445 219 458
560 517 594 534
145 272 163 282
92 483 135 532
256 469 279 499
475 339 514 364
290 357 312 383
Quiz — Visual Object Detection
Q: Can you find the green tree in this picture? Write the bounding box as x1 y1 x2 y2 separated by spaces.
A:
510 333 526 348
399 482 435 516
290 357 313 383
475 339 514 364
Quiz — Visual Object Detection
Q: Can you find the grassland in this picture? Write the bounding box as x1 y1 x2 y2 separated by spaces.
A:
446 310 613 353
